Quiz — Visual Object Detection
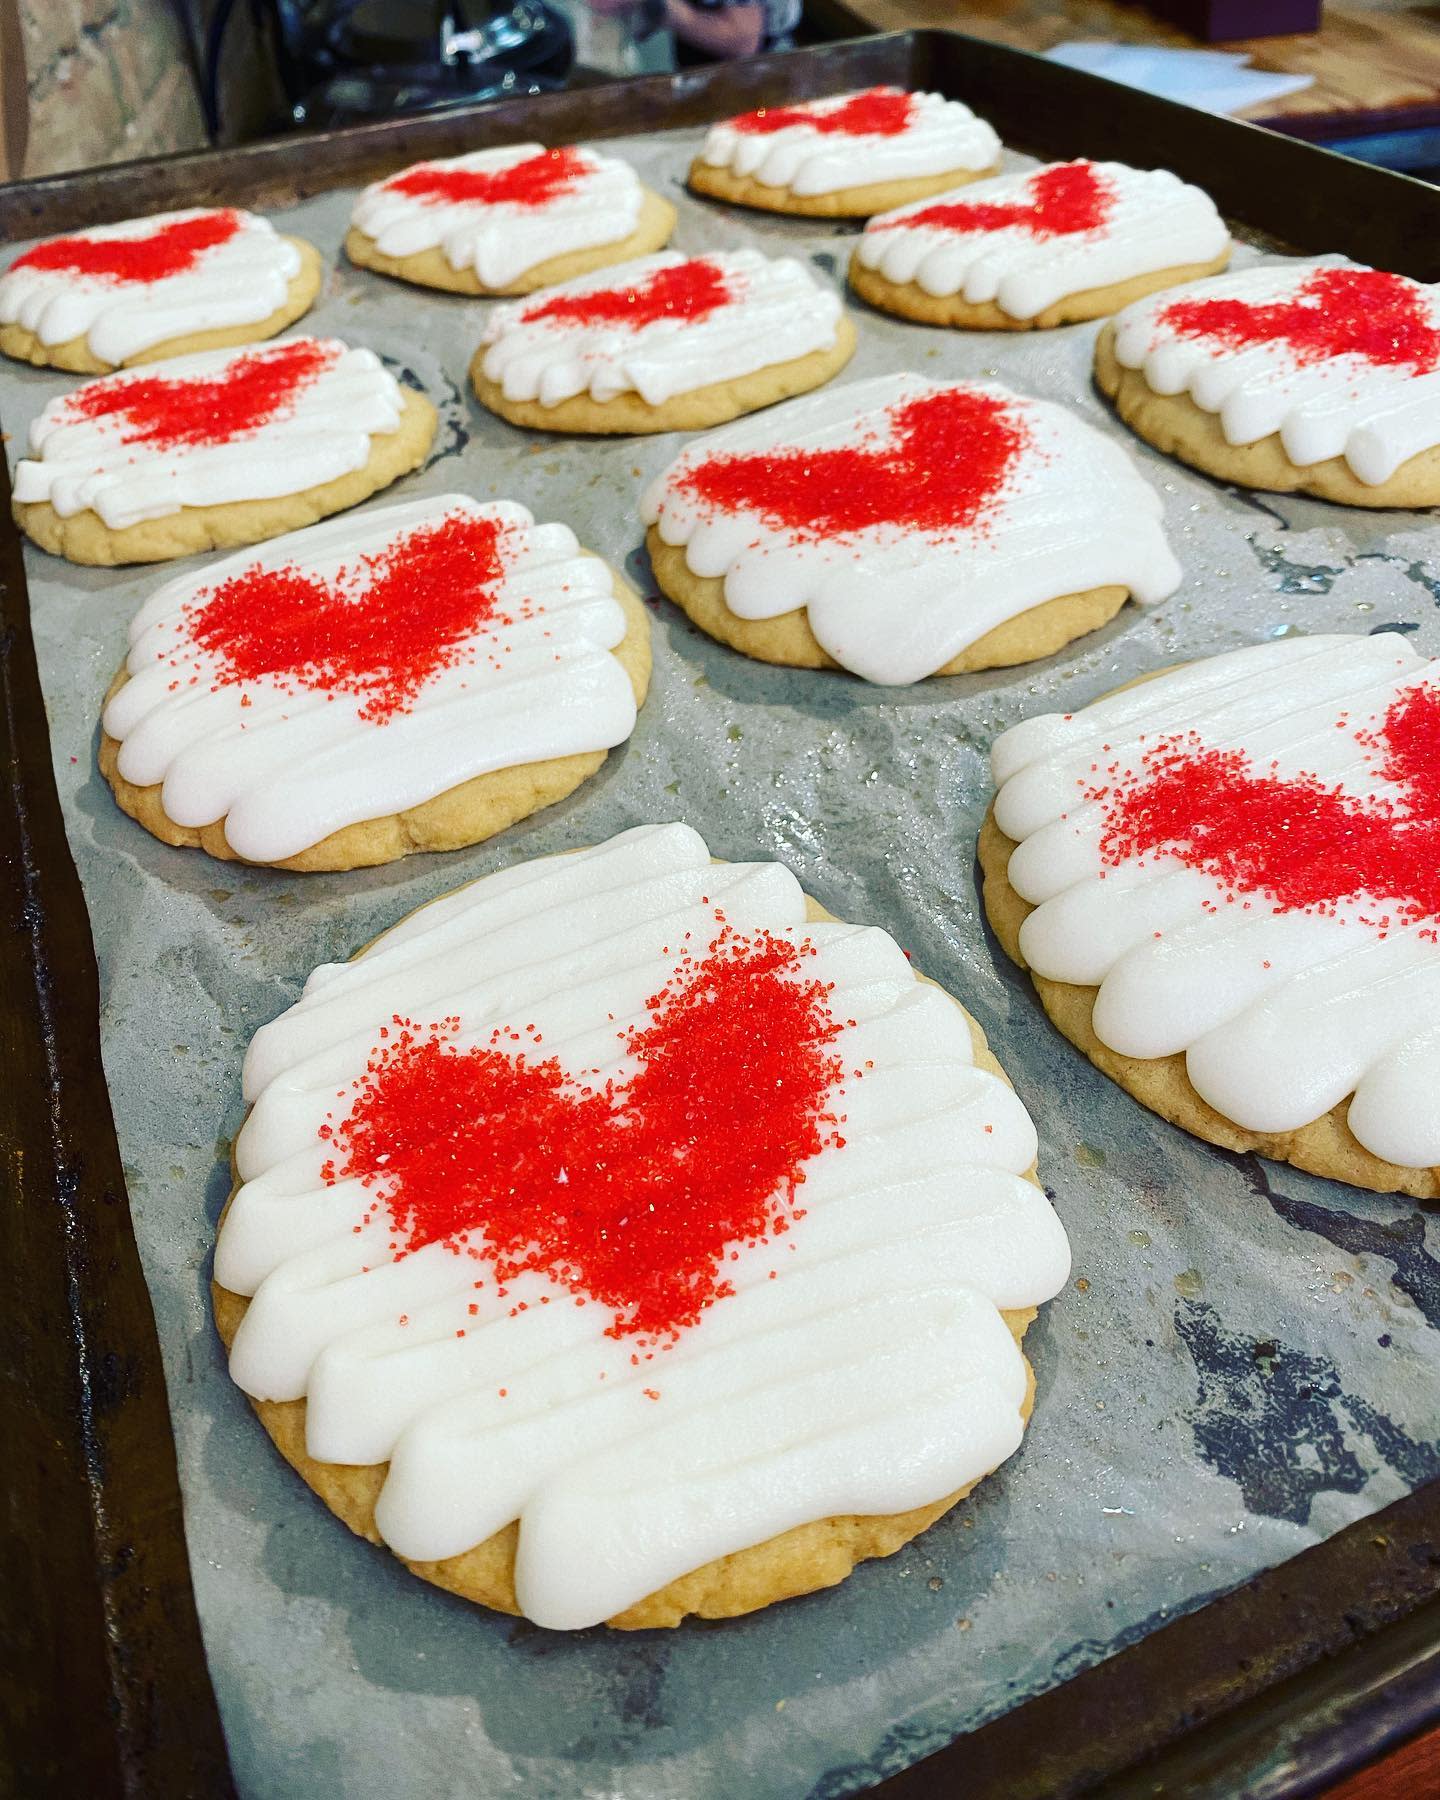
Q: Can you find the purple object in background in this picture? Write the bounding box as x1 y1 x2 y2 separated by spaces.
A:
1144 0 1323 41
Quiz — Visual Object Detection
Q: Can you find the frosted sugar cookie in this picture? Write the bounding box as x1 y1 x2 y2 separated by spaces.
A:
214 821 1071 1628
0 207 322 375
689 86 1000 218
1096 261 1440 506
470 249 856 435
982 634 1440 1198
346 143 675 296
851 160 1230 331
11 336 436 565
99 494 649 871
643 372 1180 683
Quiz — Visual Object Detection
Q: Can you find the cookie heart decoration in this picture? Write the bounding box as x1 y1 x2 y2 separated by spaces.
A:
382 145 592 210
727 89 917 138
670 384 1028 538
873 161 1115 242
61 336 339 449
9 208 248 282
1156 266 1440 375
317 923 845 1344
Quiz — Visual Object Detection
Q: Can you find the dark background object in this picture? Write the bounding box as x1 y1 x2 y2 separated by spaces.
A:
201 0 573 136
1 31 1438 1799
1143 0 1324 40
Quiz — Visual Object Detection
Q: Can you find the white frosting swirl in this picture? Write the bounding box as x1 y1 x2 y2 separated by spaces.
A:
993 633 1440 1170
698 87 999 197
0 208 303 363
1110 260 1440 484
477 249 844 408
349 144 644 288
219 822 1070 1630
643 372 1181 685
857 161 1229 319
102 494 638 863
11 337 406 529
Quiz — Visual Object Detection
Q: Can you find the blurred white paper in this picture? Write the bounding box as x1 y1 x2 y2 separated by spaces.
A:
1046 42 1315 115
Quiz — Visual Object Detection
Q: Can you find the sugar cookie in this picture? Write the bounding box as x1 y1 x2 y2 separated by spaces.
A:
12 336 436 565
643 372 1180 683
471 249 855 435
851 160 1229 330
0 207 322 374
346 143 674 295
99 494 649 870
982 633 1440 1198
1097 261 1440 506
214 821 1070 1628
690 87 1000 218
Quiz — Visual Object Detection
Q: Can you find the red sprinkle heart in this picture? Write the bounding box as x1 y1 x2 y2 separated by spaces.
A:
520 258 732 330
729 87 915 138
11 209 244 283
1158 267 1440 374
320 924 848 1344
386 146 590 209
176 512 512 723
873 161 1114 240
674 386 1029 540
1094 678 1440 937
62 338 339 451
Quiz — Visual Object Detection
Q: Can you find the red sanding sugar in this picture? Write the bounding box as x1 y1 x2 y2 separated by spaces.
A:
319 925 848 1342
675 385 1028 539
11 210 244 283
184 512 511 722
1159 267 1440 374
386 147 591 208
63 337 339 450
873 161 1114 239
728 88 915 138
521 258 732 329
1094 679 1440 934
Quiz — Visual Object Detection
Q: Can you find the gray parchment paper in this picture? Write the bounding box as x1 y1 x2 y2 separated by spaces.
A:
8 126 1440 1800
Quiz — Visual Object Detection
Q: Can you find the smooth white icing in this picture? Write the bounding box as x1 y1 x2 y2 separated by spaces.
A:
102 494 637 863
477 249 844 409
993 633 1440 1169
643 371 1181 685
857 161 1228 320
698 87 999 197
219 822 1071 1630
1110 259 1440 484
0 208 304 364
11 336 407 529
350 143 645 288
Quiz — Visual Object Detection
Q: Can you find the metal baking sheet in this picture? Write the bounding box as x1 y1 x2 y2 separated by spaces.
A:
4 35 1440 1800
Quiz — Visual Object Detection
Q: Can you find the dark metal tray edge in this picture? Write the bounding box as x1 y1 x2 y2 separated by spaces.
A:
2 31 1437 1800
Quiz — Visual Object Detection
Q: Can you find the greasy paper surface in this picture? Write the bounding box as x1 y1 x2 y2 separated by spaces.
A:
7 126 1440 1800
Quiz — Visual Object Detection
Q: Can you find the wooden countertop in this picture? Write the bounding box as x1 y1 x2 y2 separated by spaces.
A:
823 1 1440 131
